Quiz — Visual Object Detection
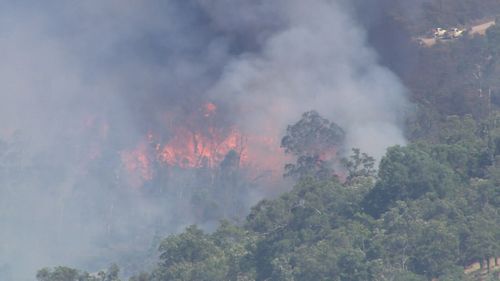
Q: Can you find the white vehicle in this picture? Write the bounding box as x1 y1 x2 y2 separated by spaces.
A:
452 28 466 38
434 28 448 39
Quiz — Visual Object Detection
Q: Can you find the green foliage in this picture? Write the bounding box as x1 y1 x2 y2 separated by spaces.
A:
146 224 258 281
36 267 80 281
281 111 345 157
409 221 460 278
157 225 224 266
27 3 500 279
281 111 345 180
41 127 500 281
36 265 121 281
363 145 458 217
341 148 376 186
40 126 500 281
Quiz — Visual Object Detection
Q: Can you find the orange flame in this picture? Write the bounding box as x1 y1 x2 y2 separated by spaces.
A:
121 102 288 185
159 127 243 168
204 102 217 117
121 142 153 187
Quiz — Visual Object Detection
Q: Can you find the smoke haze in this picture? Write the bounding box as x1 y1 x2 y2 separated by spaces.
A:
0 1 407 280
209 0 407 160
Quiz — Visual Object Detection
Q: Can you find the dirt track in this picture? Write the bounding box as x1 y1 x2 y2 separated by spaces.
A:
464 257 500 280
470 20 496 36
417 20 496 47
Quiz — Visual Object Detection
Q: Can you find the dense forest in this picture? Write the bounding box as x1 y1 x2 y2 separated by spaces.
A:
5 1 500 281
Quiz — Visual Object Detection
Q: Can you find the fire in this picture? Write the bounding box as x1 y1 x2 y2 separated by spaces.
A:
159 127 243 168
121 102 288 185
157 102 244 168
121 142 153 187
203 102 217 117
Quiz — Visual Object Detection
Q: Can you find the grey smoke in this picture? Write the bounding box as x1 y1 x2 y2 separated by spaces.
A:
209 0 407 160
0 1 407 280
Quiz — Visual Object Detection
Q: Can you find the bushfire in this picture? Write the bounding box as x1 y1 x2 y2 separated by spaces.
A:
121 102 287 185
159 127 243 169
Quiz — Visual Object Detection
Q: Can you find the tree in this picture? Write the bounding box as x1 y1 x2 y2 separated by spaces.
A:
36 267 79 281
338 249 371 281
281 111 345 157
409 221 460 279
363 145 457 217
284 155 333 181
281 111 345 180
461 212 499 268
35 266 120 281
153 225 229 281
341 148 376 186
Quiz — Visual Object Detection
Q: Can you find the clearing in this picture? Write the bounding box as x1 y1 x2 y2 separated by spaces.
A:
417 20 496 47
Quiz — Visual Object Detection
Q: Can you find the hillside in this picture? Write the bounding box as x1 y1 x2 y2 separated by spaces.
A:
1 1 500 281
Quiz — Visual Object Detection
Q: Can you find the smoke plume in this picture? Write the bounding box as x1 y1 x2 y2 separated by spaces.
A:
208 0 407 160
0 0 407 280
